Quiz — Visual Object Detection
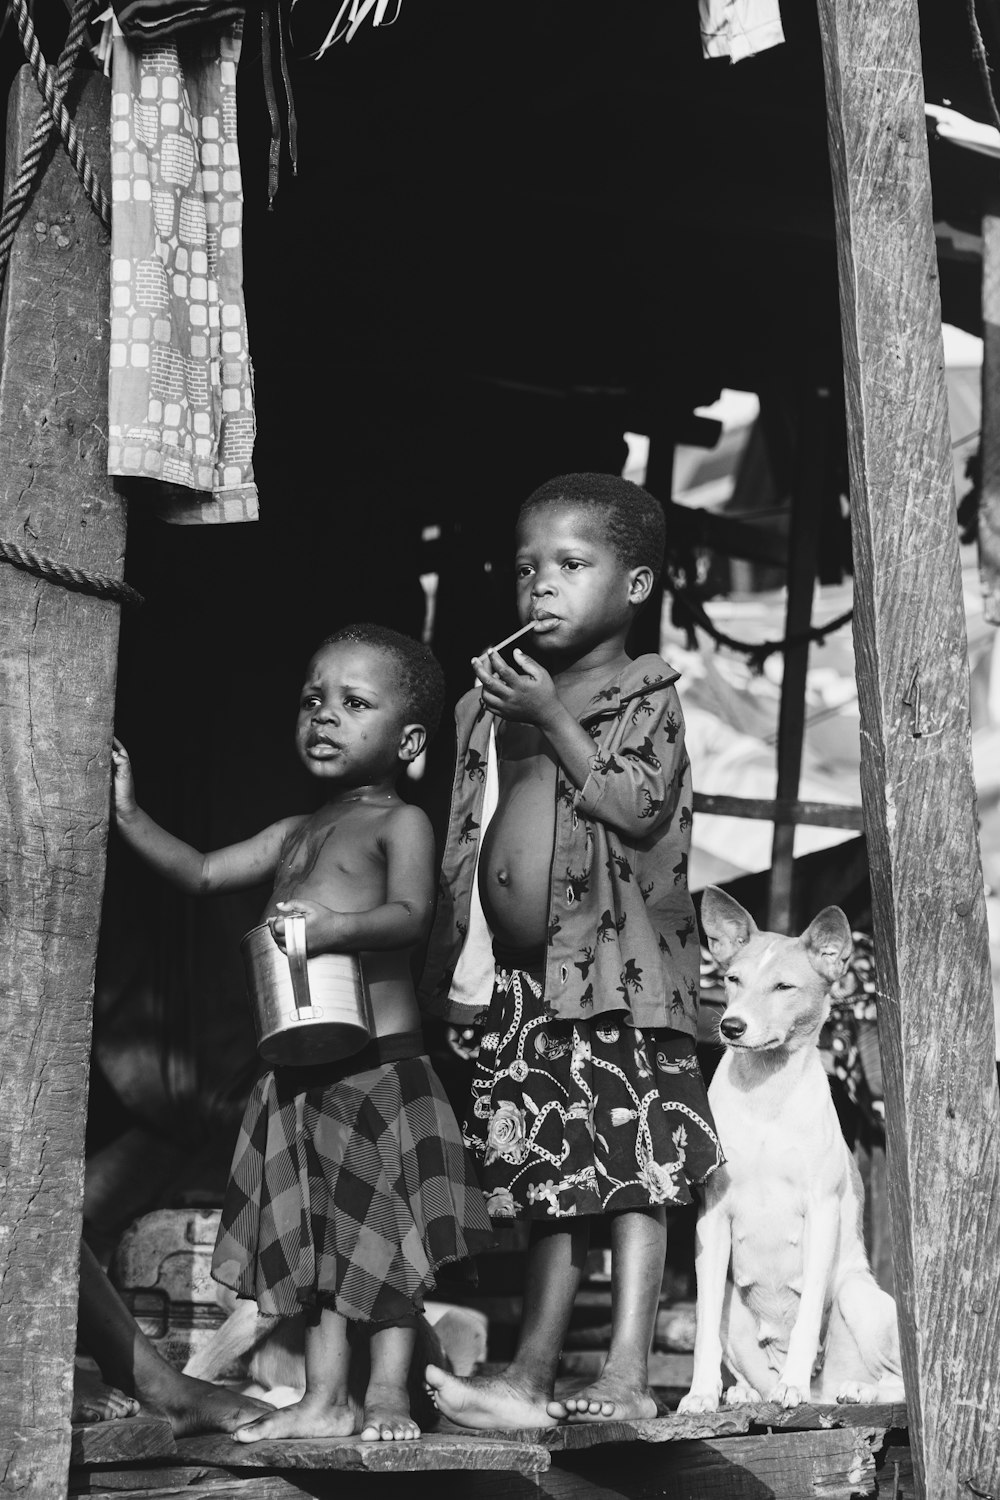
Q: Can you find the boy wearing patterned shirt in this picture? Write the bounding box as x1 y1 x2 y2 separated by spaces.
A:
422 474 722 1428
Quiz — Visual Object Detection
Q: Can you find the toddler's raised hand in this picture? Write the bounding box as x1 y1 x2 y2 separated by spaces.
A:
111 737 137 819
473 647 560 727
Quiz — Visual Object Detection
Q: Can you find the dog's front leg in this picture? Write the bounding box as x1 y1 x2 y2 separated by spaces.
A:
678 1182 732 1413
771 1197 838 1407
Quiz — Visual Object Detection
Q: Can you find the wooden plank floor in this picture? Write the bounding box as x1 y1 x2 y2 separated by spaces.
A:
69 1402 909 1499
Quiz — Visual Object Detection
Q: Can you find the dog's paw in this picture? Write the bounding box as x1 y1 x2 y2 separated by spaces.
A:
723 1382 762 1407
771 1381 807 1408
677 1387 721 1414
835 1382 879 1404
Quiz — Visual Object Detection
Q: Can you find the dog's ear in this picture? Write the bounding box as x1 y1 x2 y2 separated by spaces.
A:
801 906 853 982
700 886 758 969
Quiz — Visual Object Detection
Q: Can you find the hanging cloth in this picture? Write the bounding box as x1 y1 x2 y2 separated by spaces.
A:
111 0 246 41
107 15 258 522
700 0 785 62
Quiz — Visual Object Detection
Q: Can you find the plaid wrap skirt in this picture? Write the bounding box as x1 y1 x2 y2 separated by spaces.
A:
212 1032 494 1325
465 948 724 1220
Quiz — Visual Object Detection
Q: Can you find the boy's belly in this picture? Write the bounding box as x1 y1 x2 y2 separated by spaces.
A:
479 779 556 950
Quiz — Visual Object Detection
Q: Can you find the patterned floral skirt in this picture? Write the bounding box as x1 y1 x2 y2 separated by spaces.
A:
213 1032 495 1324
465 948 724 1220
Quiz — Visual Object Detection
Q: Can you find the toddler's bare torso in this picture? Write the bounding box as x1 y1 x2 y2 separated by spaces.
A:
265 801 419 1038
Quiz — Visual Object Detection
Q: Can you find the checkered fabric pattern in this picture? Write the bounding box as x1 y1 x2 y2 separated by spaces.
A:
212 1054 494 1324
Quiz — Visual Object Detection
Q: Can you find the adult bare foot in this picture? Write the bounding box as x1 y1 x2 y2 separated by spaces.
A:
140 1369 275 1437
424 1363 557 1431
232 1394 356 1443
73 1366 141 1424
360 1382 420 1442
547 1371 659 1423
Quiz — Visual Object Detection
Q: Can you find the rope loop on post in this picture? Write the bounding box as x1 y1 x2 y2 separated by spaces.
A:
0 536 144 608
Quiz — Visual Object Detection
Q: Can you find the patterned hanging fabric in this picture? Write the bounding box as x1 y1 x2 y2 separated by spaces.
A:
107 14 258 523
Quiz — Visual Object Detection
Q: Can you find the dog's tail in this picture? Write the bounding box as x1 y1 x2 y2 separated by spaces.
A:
836 1272 903 1381
183 1298 280 1383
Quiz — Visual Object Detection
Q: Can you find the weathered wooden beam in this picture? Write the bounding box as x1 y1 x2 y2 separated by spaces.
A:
663 498 789 569
817 3 1000 1497
0 66 119 1498
174 1432 550 1474
767 385 829 931
70 1418 176 1469
693 792 865 830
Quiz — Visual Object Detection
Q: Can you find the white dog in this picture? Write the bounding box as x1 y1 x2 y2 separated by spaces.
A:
679 887 904 1412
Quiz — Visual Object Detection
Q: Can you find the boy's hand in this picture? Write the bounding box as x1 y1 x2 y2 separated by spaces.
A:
111 737 137 820
473 647 562 727
270 899 344 954
446 1024 481 1062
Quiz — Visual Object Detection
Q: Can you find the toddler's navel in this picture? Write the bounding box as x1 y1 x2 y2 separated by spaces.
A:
496 869 510 886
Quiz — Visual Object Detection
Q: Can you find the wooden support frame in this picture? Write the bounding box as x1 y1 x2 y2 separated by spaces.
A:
693 792 863 830
817 2 1000 1495
766 384 830 931
0 69 119 1497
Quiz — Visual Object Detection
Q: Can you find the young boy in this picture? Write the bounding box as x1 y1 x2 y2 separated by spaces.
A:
421 474 723 1428
112 623 493 1443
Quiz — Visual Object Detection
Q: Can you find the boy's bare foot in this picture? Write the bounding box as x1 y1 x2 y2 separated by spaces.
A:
424 1363 557 1430
547 1372 659 1423
141 1370 275 1437
73 1366 141 1424
360 1381 420 1442
232 1393 356 1443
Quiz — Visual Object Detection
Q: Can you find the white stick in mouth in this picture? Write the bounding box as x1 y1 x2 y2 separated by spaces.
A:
477 620 537 659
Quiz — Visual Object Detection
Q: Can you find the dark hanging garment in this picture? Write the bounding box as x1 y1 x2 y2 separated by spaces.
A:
112 0 246 41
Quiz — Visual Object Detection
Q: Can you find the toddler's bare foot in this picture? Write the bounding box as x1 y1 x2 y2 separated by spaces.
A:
547 1372 659 1423
140 1370 273 1438
424 1363 557 1430
73 1366 141 1424
233 1393 356 1443
360 1381 420 1442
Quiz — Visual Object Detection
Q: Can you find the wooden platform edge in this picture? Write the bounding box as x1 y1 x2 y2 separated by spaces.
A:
71 1416 178 1466
440 1398 907 1449
170 1430 551 1475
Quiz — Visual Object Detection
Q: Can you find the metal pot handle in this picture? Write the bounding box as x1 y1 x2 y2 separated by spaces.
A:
284 912 312 1014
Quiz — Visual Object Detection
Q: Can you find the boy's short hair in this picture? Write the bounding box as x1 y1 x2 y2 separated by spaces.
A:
518 472 666 575
318 624 445 742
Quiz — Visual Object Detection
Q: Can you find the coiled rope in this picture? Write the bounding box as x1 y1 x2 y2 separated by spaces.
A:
0 537 144 608
0 0 110 309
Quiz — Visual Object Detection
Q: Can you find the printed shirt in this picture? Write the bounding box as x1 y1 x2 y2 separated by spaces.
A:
419 653 701 1036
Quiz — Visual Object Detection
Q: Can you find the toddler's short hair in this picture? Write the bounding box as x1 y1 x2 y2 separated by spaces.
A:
518 472 665 575
318 624 445 742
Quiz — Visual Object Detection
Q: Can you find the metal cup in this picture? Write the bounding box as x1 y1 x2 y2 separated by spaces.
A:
241 914 374 1067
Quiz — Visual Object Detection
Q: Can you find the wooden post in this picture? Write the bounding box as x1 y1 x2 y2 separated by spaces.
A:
817 4 1000 1496
0 68 120 1497
766 385 829 932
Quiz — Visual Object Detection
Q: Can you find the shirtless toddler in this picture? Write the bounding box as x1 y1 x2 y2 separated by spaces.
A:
113 623 492 1442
